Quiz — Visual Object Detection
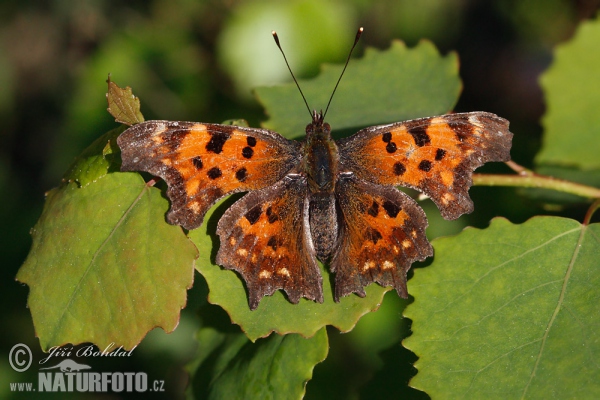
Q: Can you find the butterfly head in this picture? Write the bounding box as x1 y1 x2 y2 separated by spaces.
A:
306 110 331 139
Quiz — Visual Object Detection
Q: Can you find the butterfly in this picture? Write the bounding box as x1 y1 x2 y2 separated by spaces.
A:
116 29 513 310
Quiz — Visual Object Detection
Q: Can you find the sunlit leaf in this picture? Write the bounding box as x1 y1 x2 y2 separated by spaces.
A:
404 216 600 399
17 137 197 351
62 127 123 187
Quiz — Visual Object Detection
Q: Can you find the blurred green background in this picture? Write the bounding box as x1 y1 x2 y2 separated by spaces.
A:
2 0 599 398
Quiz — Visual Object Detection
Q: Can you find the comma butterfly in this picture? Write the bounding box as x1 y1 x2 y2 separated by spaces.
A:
117 28 513 310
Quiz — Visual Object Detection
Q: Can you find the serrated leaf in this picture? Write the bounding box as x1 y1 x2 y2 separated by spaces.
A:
255 40 461 139
189 203 390 341
188 326 328 399
536 19 600 170
403 216 600 399
17 172 197 351
62 127 123 186
106 76 145 126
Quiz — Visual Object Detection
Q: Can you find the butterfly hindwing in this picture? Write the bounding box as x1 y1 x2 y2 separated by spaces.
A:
216 175 323 310
337 112 512 220
331 174 433 301
118 120 301 229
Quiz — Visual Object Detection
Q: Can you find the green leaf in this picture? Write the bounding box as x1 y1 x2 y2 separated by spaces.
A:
62 127 123 187
189 202 390 342
17 170 197 351
255 40 461 139
188 325 328 399
403 216 600 399
536 19 600 170
106 76 145 126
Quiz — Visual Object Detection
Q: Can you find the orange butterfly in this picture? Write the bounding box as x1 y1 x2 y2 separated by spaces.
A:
117 29 513 309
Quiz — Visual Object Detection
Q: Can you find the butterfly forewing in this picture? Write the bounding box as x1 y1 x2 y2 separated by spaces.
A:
337 112 513 220
118 121 301 229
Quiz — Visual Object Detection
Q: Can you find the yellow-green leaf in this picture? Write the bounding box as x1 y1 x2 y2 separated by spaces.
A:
404 216 600 399
17 135 197 350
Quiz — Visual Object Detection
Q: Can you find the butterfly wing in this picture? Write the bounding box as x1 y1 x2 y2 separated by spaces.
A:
216 175 322 310
337 112 513 220
331 174 433 300
118 121 301 229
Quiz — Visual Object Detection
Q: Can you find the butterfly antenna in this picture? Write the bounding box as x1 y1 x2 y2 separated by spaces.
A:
323 27 363 119
272 31 312 118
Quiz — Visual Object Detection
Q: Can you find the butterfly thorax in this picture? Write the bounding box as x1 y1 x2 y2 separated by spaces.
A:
301 111 341 261
303 111 339 195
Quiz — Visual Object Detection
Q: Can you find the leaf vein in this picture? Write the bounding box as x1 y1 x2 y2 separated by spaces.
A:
520 225 586 399
426 279 562 343
434 227 580 314
50 183 150 343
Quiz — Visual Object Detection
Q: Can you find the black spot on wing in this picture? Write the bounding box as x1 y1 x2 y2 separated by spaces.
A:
418 160 432 172
267 236 281 250
266 206 279 223
242 147 254 159
235 167 247 182
435 148 447 161
393 162 406 176
382 200 401 218
205 130 231 154
367 201 379 217
366 228 383 244
244 206 261 225
246 136 257 147
192 156 203 170
207 167 222 179
408 126 431 147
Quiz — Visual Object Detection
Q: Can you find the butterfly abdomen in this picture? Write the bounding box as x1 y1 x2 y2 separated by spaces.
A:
308 193 339 261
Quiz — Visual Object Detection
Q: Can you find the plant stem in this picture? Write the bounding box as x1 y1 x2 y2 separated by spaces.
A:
472 162 600 200
583 199 600 225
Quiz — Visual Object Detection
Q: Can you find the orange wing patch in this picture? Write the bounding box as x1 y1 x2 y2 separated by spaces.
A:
216 175 322 310
331 175 432 301
338 112 512 220
118 121 301 229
